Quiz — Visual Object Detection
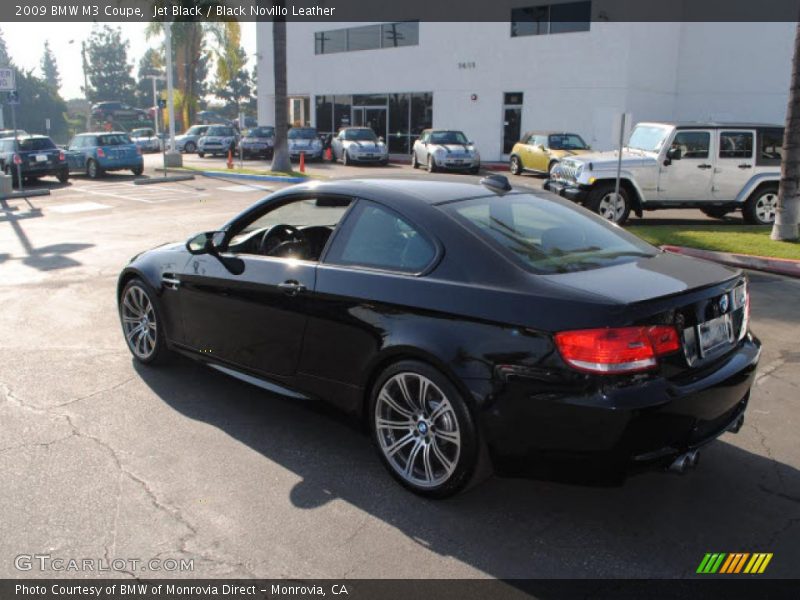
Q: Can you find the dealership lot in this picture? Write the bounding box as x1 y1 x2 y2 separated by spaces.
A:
1 168 798 579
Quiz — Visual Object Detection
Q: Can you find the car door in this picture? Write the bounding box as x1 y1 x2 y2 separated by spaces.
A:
176 195 352 378
712 130 756 202
65 136 86 172
525 135 548 172
658 129 714 202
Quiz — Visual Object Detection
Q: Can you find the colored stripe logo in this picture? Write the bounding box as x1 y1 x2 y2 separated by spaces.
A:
697 552 773 574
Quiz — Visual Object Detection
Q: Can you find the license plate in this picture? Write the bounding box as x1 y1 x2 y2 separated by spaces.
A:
452 160 464 164
35 154 48 162
698 313 733 356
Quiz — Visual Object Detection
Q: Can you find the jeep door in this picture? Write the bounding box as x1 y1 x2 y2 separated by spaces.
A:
657 129 714 202
712 130 756 201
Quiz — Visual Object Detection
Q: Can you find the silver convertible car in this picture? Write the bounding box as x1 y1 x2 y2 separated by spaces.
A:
331 127 389 166
412 129 480 174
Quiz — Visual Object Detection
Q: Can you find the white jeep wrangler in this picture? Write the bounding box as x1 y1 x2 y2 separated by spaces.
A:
544 121 783 225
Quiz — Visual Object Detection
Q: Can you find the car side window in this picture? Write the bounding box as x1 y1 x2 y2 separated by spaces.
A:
533 135 547 148
325 201 436 274
670 131 710 159
757 129 784 166
719 131 753 159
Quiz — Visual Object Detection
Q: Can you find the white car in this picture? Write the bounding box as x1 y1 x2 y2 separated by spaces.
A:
288 127 324 161
197 125 238 158
331 127 389 166
412 129 480 174
130 128 161 153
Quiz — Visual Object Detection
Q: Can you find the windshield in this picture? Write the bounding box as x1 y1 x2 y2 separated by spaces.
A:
185 126 207 136
444 194 656 274
17 137 56 151
627 125 671 153
131 129 151 137
342 129 377 141
548 134 588 150
97 134 132 146
246 127 274 138
207 126 234 136
289 128 318 139
429 131 468 145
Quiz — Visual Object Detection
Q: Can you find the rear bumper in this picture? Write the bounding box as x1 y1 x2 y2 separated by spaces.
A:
19 163 68 177
543 179 591 203
98 157 143 171
478 334 761 474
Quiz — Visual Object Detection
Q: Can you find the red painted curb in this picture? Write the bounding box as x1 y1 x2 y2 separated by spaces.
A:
661 245 800 279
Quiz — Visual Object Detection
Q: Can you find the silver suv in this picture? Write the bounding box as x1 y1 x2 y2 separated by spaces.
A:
545 122 783 225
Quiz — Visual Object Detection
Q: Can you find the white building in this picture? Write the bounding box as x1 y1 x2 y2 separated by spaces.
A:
256 8 793 161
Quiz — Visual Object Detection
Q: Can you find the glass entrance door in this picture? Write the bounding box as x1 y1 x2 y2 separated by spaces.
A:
352 106 387 140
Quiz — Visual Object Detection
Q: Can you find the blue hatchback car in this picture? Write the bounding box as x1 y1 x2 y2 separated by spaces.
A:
65 132 144 179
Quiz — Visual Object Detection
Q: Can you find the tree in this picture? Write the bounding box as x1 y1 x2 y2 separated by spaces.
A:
772 20 800 241
134 48 164 108
0 28 12 66
213 22 251 117
271 14 291 173
40 40 61 93
84 25 136 105
13 70 69 142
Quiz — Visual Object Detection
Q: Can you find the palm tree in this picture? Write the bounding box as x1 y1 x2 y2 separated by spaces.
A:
270 14 291 173
772 20 800 241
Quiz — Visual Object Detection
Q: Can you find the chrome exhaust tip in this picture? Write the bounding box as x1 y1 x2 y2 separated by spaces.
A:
688 450 700 468
669 453 691 474
727 415 745 434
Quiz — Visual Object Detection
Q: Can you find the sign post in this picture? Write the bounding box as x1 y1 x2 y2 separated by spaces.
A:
1 70 21 192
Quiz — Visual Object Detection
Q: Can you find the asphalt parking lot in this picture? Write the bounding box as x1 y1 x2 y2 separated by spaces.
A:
1 162 798 579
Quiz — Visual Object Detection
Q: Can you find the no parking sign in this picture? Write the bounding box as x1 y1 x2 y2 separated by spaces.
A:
0 68 15 92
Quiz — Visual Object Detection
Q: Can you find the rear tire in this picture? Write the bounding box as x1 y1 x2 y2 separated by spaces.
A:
701 207 731 219
197 151 205 158
743 185 778 225
132 166 143 176
87 159 102 179
57 169 69 183
509 155 522 175
342 150 350 166
369 360 480 498
587 183 631 225
548 160 559 176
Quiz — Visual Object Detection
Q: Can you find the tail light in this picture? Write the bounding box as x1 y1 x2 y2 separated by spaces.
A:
555 326 680 375
59 151 65 161
96 148 105 158
12 154 22 165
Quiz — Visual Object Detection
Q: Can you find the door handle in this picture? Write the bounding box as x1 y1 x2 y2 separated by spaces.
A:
738 164 752 169
697 164 712 170
278 280 306 296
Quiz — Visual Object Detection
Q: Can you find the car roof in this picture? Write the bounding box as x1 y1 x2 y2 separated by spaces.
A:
639 121 783 130
523 131 583 137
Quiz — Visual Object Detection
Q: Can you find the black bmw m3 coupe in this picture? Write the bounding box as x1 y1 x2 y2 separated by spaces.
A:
117 176 760 497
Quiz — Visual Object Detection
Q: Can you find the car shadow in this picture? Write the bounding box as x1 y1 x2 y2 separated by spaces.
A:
134 357 800 579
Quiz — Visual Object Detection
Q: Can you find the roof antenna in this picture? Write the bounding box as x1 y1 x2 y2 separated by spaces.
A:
480 174 512 193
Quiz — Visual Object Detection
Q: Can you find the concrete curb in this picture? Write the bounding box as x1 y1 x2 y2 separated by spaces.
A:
158 168 305 184
661 244 800 279
134 175 196 185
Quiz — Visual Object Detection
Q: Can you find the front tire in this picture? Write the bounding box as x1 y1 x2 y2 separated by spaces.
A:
411 150 419 169
587 183 631 225
119 278 170 365
131 166 144 176
184 141 196 153
369 360 479 498
743 185 778 225
342 149 350 166
427 155 437 173
197 151 205 158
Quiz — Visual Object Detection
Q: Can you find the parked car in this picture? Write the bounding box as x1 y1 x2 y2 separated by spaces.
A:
288 127 324 161
65 132 144 179
509 131 591 176
117 175 759 498
173 125 210 153
197 125 239 158
545 121 784 225
91 101 148 122
130 128 161 153
331 127 389 165
0 134 68 184
411 129 479 173
239 126 275 159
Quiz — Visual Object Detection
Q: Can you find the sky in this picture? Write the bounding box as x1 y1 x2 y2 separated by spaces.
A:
1 22 258 101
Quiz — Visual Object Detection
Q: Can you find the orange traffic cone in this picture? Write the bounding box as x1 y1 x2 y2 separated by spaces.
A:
325 147 332 161
227 149 234 169
299 151 306 173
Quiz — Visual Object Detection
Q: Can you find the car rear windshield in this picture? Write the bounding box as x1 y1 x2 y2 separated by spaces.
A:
548 134 588 150
289 128 318 139
247 127 274 138
430 131 468 145
17 137 56 151
97 134 132 146
444 194 656 274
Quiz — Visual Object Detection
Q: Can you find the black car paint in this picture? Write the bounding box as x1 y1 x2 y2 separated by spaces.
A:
118 179 760 474
0 136 68 181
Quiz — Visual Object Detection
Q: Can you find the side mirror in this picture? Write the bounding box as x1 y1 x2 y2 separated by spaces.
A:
378 136 384 143
666 146 682 161
186 231 225 255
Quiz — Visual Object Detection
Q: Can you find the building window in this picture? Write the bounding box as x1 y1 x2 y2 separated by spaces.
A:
511 2 591 37
315 22 419 55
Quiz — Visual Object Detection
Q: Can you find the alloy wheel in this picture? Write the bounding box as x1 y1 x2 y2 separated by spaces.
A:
375 372 461 489
121 285 158 360
755 192 778 224
597 192 626 222
510 156 520 175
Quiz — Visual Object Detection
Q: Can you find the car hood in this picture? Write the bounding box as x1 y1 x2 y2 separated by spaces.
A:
342 140 384 150
549 148 591 158
541 251 739 305
562 149 657 170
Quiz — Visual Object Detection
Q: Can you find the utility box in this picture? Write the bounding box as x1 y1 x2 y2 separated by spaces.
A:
0 173 12 196
164 150 183 168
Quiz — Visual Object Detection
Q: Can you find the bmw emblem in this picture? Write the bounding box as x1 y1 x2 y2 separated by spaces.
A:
417 422 428 435
719 294 729 313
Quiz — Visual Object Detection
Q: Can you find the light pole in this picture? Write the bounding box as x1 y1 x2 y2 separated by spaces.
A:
147 74 166 136
68 39 91 131
163 21 182 167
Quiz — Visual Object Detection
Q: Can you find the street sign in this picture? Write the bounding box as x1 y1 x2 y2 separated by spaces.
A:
6 90 19 105
0 68 15 92
157 98 167 109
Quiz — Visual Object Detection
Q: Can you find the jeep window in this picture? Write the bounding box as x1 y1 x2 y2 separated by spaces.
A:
757 129 784 166
670 131 710 159
719 132 754 159
627 125 671 153
548 134 588 150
